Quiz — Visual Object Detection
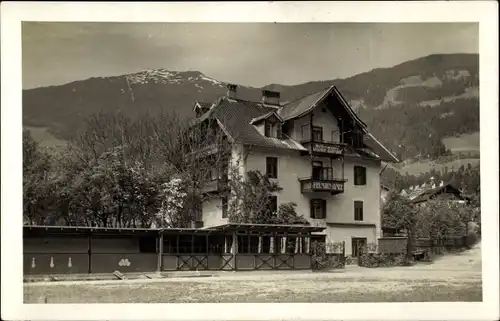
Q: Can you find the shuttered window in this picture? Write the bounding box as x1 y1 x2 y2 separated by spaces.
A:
266 157 278 178
354 201 364 221
354 166 367 186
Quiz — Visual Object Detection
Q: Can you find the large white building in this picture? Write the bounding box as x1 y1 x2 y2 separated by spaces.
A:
192 84 399 256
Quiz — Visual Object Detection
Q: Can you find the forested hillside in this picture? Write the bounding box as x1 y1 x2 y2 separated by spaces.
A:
23 53 479 162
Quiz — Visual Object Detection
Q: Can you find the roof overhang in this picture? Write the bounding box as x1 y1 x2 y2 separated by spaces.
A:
249 111 284 125
23 225 218 236
207 223 325 233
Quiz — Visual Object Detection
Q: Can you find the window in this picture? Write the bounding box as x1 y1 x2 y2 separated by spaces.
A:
353 131 364 148
312 161 323 180
264 119 283 139
310 199 326 219
265 121 272 137
354 166 367 186
277 124 283 139
354 201 364 221
312 126 323 142
268 195 278 215
222 197 228 218
266 157 278 178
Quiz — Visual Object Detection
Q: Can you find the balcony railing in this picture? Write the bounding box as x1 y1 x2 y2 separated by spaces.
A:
301 139 346 157
201 178 228 194
299 178 347 195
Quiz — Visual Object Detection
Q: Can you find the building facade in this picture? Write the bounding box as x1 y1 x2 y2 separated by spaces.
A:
193 84 399 257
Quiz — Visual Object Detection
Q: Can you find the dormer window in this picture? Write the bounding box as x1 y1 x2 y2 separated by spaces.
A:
250 111 284 139
264 120 282 138
312 126 323 142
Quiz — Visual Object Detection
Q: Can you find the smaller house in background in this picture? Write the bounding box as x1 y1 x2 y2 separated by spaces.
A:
405 179 469 206
382 179 469 237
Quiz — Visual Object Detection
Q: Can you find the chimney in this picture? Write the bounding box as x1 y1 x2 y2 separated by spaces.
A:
227 84 238 99
261 89 281 106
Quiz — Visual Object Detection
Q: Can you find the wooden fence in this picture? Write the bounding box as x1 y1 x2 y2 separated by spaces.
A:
24 224 323 275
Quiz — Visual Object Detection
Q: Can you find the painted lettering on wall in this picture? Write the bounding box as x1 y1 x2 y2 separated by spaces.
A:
68 257 72 268
50 256 54 268
31 257 36 268
118 258 131 267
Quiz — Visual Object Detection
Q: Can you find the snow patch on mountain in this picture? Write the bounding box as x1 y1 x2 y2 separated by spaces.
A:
125 69 225 88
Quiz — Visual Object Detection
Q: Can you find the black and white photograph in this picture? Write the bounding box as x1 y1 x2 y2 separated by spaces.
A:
1 2 498 321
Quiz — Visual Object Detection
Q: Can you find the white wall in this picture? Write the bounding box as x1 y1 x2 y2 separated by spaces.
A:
324 225 377 256
244 148 381 232
201 144 244 228
201 108 383 248
290 103 340 143
202 197 228 227
329 156 381 225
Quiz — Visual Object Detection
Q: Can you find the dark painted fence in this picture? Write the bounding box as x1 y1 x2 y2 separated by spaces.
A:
24 225 318 275
377 235 478 257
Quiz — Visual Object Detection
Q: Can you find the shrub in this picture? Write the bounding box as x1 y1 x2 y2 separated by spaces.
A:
311 241 345 270
358 253 414 268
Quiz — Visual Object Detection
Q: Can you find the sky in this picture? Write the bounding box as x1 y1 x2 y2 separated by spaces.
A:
22 22 478 89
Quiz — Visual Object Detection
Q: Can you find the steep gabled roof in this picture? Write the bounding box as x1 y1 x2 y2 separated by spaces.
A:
208 98 307 151
276 85 398 162
192 86 398 160
278 86 367 129
278 87 332 120
410 183 467 204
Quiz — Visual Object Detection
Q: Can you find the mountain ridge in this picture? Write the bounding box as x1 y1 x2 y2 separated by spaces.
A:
23 53 479 161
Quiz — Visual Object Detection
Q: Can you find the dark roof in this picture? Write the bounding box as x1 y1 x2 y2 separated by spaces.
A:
249 111 283 125
363 133 400 163
193 101 213 111
192 86 398 161
208 223 326 233
409 183 467 203
211 98 307 151
278 86 367 129
278 87 332 120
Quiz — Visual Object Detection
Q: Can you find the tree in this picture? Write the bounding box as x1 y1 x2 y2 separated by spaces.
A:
382 192 417 258
156 177 188 228
23 130 55 225
227 168 308 225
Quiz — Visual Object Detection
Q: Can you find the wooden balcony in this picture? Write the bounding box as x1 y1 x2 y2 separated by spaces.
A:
299 178 346 195
301 140 346 157
187 140 230 159
201 179 227 194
